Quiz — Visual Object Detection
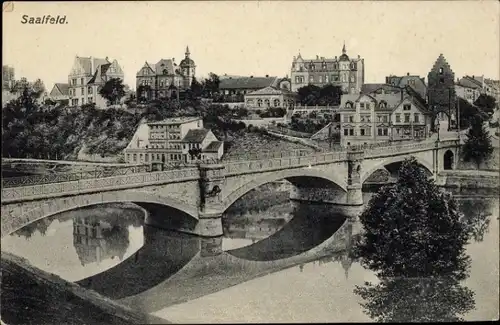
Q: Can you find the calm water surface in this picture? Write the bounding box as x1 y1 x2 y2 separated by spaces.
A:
1 191 498 323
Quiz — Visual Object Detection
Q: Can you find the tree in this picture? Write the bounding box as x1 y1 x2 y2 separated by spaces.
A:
456 98 487 129
99 78 126 106
354 277 475 322
353 157 471 281
203 72 220 98
462 114 493 169
137 85 152 103
474 94 496 115
190 76 204 98
297 84 322 105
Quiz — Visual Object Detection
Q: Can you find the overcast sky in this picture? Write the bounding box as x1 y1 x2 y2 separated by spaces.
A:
3 1 499 90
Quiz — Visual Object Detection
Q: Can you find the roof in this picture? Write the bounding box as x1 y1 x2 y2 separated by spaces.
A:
87 63 112 84
246 86 292 96
181 129 210 143
203 141 223 152
148 116 201 126
137 59 179 76
361 83 402 94
52 83 69 96
457 76 483 89
76 56 110 75
219 76 277 90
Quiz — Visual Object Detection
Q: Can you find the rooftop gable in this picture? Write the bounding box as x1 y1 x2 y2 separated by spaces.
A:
182 129 210 143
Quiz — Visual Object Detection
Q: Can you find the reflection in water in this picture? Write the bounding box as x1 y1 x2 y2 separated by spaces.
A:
77 226 200 299
354 277 475 322
459 199 493 243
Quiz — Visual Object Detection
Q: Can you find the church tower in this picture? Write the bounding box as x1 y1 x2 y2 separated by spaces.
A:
427 54 457 130
180 46 196 89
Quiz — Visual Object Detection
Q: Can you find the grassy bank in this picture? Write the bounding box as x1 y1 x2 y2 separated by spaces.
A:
0 252 169 324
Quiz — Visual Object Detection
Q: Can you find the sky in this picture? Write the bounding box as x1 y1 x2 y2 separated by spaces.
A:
3 1 499 91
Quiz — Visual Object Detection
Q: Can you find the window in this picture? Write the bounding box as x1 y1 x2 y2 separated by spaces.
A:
257 99 263 107
133 154 137 162
378 128 382 136
383 128 388 136
379 101 386 109
350 76 355 82
349 129 354 136
319 76 323 83
403 104 411 111
365 103 370 110
360 129 365 136
88 97 93 103
349 115 354 123
80 87 84 95
88 86 92 94
309 76 314 83
383 115 388 123
414 113 419 123
344 129 348 136
396 114 401 123
439 67 444 74
265 99 270 107
325 75 329 83
346 102 353 109
80 78 84 85
439 78 444 84
274 99 280 107
322 62 327 70
360 103 365 109
404 113 410 123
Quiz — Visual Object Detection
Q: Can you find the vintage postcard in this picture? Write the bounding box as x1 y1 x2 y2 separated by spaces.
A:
1 1 499 324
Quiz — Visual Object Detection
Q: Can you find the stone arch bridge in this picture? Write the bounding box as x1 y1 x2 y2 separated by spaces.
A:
1 139 460 238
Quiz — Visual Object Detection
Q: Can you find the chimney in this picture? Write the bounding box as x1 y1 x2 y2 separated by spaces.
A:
266 74 269 77
316 55 319 59
407 72 410 76
358 55 360 59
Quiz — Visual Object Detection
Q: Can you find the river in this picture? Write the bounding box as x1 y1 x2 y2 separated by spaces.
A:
1 188 498 323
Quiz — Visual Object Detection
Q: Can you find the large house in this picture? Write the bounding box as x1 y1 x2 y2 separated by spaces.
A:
455 80 480 104
457 75 500 100
67 55 125 108
290 43 365 93
338 87 432 146
136 47 196 101
124 116 223 165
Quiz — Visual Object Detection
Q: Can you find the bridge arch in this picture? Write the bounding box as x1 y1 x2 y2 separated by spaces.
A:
1 190 199 238
361 155 434 184
222 167 348 212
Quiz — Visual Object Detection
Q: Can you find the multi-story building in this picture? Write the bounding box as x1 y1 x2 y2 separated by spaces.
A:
48 83 70 102
136 46 196 101
124 117 223 165
290 44 365 93
455 81 480 104
458 75 500 100
67 55 124 108
427 54 457 129
385 73 427 100
338 87 431 146
2 65 15 90
244 86 297 110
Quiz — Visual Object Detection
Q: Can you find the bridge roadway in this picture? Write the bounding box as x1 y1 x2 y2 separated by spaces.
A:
1 138 461 238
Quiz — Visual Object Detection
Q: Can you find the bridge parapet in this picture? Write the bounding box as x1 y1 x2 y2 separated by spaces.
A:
224 151 348 176
1 168 200 204
363 139 459 158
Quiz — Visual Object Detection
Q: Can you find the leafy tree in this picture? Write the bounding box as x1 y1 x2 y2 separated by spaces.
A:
473 94 496 115
354 277 475 322
456 98 487 129
462 114 493 168
188 147 202 160
297 84 322 105
353 157 471 281
203 72 220 98
297 84 343 106
458 199 492 242
99 78 126 105
137 85 152 103
190 76 204 98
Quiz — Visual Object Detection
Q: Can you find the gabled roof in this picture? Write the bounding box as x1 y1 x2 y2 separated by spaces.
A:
75 56 110 75
392 95 431 115
87 62 112 85
51 83 69 96
361 83 402 95
181 129 210 143
457 76 483 89
219 76 278 90
246 86 292 96
154 59 176 75
203 141 223 152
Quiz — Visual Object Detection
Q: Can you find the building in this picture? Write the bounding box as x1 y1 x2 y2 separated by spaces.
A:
290 43 365 93
244 86 297 110
385 73 427 100
458 75 500 100
67 55 125 108
48 83 70 102
2 65 15 90
455 81 480 104
427 54 457 129
124 116 223 165
338 87 431 146
218 75 278 102
136 46 196 101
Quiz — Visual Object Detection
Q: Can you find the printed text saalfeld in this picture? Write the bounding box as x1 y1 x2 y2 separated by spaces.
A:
21 15 67 24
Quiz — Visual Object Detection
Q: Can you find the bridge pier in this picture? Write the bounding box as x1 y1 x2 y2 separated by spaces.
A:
197 163 226 237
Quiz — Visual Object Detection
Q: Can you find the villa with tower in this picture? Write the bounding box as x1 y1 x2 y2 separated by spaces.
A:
136 46 196 101
290 43 365 93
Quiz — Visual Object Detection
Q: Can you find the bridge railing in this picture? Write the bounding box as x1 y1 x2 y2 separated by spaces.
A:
1 168 200 202
363 139 459 158
1 165 151 188
223 149 314 162
224 151 348 175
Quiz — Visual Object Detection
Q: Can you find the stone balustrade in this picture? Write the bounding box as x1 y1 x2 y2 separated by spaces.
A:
1 168 200 203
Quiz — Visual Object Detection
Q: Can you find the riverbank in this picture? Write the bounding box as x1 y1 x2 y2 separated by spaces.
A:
0 252 169 325
438 170 499 191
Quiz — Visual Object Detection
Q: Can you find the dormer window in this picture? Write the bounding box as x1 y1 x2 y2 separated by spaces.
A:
163 69 168 75
346 101 353 109
379 101 387 109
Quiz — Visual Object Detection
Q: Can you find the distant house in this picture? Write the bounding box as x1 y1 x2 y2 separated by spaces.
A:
67 55 125 109
49 83 70 102
218 76 278 102
244 86 297 110
124 116 223 165
385 73 427 100
458 75 500 100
